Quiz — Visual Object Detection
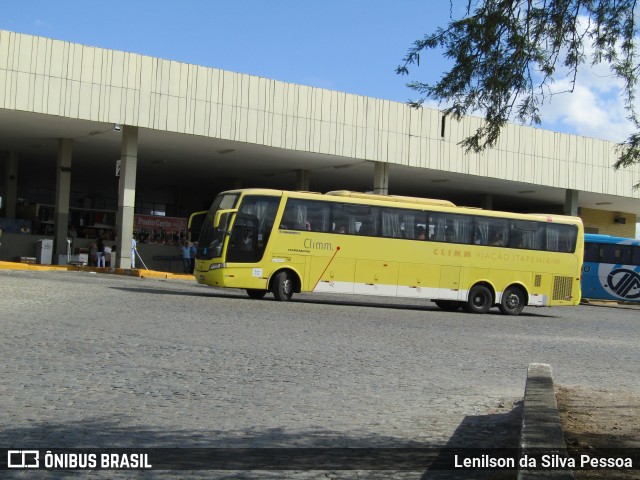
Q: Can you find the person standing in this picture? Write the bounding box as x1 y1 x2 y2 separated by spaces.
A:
131 236 137 269
189 241 197 274
67 224 78 239
104 244 112 267
181 240 191 274
88 241 98 267
96 238 106 267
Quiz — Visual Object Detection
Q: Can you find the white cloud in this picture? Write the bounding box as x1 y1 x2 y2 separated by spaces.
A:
540 76 634 142
534 16 639 142
537 49 636 142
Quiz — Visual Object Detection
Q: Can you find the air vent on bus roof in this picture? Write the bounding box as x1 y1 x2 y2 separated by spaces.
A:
325 191 456 207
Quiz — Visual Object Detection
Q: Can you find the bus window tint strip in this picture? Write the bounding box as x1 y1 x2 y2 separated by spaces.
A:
585 242 640 266
279 198 578 253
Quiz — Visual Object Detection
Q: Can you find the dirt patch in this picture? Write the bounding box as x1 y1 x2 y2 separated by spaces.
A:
556 385 640 479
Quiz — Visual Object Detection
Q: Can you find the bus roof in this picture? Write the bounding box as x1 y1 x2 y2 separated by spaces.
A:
585 233 640 245
219 188 582 225
325 190 456 207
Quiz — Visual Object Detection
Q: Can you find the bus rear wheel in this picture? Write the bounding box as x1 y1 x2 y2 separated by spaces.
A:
499 286 526 315
434 300 461 311
272 271 294 301
464 285 493 314
246 289 267 299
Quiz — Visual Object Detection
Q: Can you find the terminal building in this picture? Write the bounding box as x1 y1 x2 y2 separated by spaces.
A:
1 29 639 272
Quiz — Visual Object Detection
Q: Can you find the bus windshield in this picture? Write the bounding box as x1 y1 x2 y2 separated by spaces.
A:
225 195 280 263
196 193 239 260
196 193 281 262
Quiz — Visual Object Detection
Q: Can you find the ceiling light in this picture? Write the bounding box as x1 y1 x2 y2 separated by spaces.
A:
218 149 235 154
518 190 535 194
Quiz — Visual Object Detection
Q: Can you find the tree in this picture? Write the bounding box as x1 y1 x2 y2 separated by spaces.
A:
397 0 639 177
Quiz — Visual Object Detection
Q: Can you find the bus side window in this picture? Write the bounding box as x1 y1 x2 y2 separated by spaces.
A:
332 203 380 236
474 217 509 246
281 199 331 232
429 213 447 242
358 223 372 236
616 246 632 265
584 243 599 262
599 244 632 264
509 220 544 250
547 224 577 252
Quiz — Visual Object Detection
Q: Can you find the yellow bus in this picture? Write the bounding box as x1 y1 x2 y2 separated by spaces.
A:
193 189 583 315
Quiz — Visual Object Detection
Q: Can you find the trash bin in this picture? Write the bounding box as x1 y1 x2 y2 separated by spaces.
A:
36 239 53 265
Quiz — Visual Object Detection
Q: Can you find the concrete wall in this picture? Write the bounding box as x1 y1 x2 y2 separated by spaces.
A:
0 232 45 260
581 208 637 237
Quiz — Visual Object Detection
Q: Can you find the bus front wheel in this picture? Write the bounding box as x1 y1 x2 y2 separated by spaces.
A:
272 271 294 301
499 286 526 315
246 289 267 299
464 285 493 314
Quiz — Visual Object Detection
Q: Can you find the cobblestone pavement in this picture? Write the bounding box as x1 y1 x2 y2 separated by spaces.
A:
1 269 639 478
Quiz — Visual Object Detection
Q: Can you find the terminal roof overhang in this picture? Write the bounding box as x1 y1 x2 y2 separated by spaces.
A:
1 108 639 215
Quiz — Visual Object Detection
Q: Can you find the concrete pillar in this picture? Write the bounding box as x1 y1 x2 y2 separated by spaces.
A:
3 151 19 218
54 139 73 262
373 162 389 195
115 126 138 269
482 194 493 210
564 189 579 216
295 169 310 191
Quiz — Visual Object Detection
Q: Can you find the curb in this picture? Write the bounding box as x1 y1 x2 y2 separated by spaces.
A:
0 261 195 282
0 261 69 272
519 363 574 479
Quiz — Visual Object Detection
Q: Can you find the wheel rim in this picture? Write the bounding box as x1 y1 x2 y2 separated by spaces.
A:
505 293 520 310
473 294 487 308
467 286 492 313
282 278 292 295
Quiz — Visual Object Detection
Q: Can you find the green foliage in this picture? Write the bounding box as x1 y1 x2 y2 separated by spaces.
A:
397 0 639 181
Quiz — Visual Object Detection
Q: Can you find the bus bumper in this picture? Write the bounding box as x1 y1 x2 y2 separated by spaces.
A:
195 262 269 290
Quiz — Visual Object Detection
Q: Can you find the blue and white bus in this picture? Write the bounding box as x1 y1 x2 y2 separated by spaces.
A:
582 234 640 302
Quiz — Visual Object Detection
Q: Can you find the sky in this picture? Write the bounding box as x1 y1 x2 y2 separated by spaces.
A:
2 1 639 236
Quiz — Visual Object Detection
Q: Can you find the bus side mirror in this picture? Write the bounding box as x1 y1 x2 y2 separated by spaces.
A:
188 210 208 242
213 209 238 229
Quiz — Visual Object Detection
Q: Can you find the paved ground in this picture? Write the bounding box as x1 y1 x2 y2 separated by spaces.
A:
1 269 639 478
557 385 640 480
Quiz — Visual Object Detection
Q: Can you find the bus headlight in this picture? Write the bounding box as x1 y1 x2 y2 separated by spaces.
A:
209 263 226 271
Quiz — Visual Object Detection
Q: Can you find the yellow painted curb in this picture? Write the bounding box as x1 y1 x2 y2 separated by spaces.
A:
139 270 195 281
0 261 67 272
0 261 194 281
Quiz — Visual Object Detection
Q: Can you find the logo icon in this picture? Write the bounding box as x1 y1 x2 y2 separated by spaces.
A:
7 450 40 468
607 268 640 299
